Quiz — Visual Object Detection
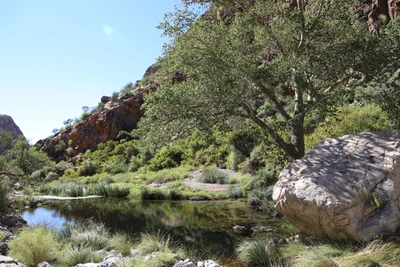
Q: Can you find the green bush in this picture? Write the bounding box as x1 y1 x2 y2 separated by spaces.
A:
197 167 229 184
55 140 66 152
102 159 127 174
226 184 243 198
8 226 60 267
78 159 99 176
146 145 184 171
0 179 9 212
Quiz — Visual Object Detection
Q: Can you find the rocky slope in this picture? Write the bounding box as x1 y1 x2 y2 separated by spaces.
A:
0 115 23 139
39 84 154 162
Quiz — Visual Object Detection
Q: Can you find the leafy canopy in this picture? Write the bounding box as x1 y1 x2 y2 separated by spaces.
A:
138 0 400 159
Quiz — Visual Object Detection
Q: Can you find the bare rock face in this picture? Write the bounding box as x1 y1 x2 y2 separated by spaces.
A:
0 115 23 138
40 87 148 161
273 130 400 242
359 0 400 33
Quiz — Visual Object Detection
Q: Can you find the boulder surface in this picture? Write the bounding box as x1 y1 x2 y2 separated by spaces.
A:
273 130 400 242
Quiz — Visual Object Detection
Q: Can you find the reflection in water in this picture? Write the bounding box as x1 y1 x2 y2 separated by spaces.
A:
23 207 73 229
23 199 278 260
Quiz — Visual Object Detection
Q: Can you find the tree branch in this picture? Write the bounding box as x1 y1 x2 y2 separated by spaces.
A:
323 71 365 93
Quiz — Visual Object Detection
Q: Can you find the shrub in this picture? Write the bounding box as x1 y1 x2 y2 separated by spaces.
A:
0 180 10 212
8 226 60 267
236 237 285 266
128 155 142 172
62 247 93 265
102 159 127 174
55 140 66 152
146 145 184 171
110 233 134 256
30 169 47 182
226 184 243 198
71 231 110 250
0 231 6 242
89 184 130 197
197 167 229 184
78 159 99 176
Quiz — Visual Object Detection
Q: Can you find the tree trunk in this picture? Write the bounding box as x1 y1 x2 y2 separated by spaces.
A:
289 113 306 159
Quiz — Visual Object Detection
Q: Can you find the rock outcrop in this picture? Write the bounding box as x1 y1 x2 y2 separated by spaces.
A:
273 130 400 242
0 213 27 256
359 0 400 33
0 115 23 139
40 86 150 162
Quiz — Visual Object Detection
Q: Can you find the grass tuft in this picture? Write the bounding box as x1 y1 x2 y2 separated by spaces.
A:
197 167 229 184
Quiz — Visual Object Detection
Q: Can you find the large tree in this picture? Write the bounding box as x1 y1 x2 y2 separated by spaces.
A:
139 0 400 159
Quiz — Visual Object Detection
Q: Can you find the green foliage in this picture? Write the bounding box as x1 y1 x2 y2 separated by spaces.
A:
376 69 400 129
305 104 390 152
6 136 53 175
146 145 184 171
55 140 66 152
111 91 120 101
0 130 13 155
78 159 99 176
89 184 130 197
0 231 6 242
8 226 60 267
66 147 74 156
139 165 192 184
226 184 243 198
102 158 127 174
228 129 258 158
62 247 94 265
236 237 285 266
0 179 9 212
197 166 229 184
139 0 399 160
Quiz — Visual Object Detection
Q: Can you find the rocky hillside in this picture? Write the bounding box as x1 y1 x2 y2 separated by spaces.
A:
39 84 155 162
0 115 23 138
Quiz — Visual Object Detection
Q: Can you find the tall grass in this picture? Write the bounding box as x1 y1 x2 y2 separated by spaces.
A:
8 226 60 267
139 165 193 184
236 237 285 266
0 231 6 242
35 182 130 198
197 166 229 184
136 186 183 200
89 184 130 197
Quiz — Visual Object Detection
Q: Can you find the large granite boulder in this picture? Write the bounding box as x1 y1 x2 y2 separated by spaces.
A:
273 130 400 242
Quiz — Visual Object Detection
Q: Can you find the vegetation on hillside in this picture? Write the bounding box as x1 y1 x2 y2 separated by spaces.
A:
138 0 400 160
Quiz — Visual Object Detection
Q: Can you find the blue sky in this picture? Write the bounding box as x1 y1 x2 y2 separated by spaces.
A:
0 0 184 143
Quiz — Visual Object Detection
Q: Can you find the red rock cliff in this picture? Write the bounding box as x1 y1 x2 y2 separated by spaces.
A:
40 85 150 162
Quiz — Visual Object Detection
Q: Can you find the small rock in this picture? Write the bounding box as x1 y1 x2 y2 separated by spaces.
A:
250 226 273 233
13 183 22 190
145 252 157 261
38 262 52 267
203 260 221 267
0 255 26 267
173 258 197 267
232 225 247 233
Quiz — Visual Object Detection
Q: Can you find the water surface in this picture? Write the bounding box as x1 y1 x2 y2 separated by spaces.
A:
23 198 279 262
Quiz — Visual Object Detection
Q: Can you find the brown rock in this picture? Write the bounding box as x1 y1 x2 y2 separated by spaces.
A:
41 87 148 161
